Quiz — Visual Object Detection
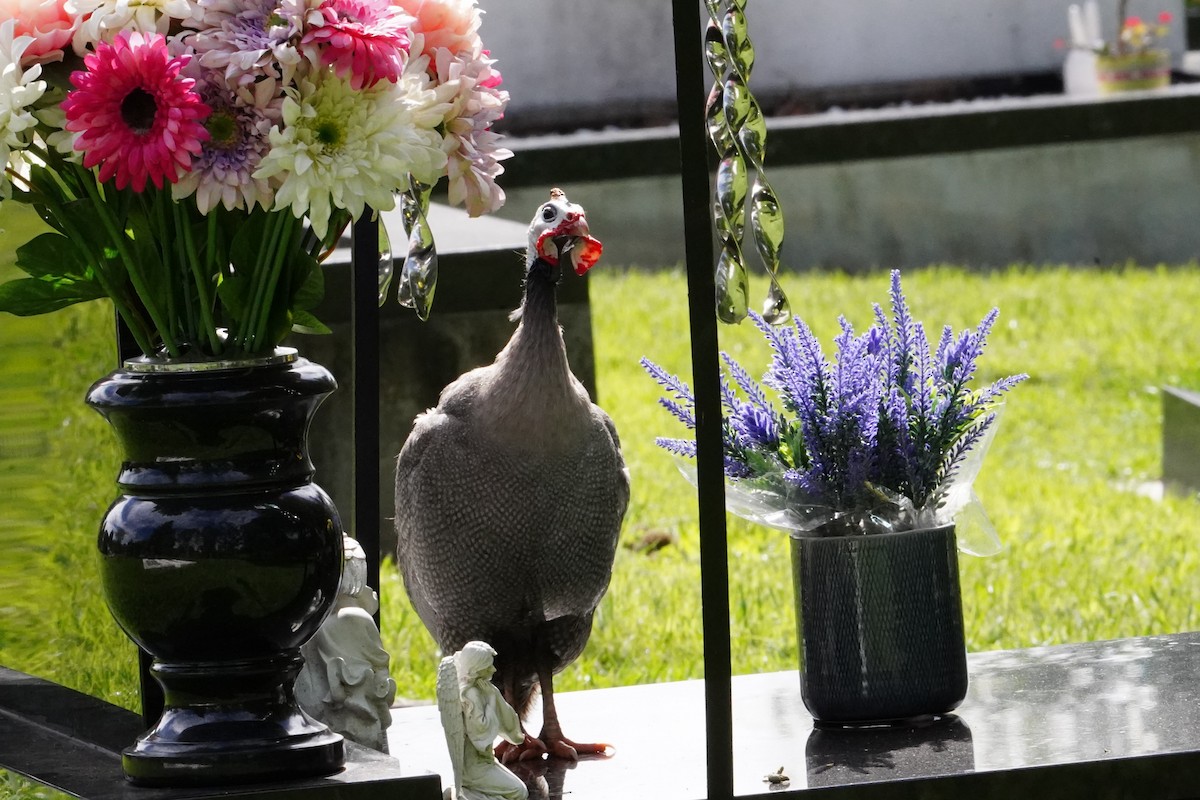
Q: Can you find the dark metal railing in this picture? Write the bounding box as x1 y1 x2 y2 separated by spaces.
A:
350 215 383 607
670 1 734 798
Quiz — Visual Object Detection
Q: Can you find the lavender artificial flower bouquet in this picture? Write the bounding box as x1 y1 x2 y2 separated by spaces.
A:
643 270 1027 552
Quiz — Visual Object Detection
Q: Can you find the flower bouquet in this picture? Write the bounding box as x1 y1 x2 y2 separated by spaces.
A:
1075 0 1166 92
0 0 512 360
0 1 513 782
643 270 1027 723
643 270 1026 549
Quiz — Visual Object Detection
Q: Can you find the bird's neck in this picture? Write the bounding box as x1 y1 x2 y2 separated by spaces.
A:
482 261 589 443
514 259 562 343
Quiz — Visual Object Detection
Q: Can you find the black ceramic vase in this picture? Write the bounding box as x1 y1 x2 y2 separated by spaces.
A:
790 524 968 725
85 350 345 786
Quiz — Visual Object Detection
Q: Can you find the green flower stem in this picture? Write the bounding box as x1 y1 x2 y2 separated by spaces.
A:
176 203 223 355
24 144 79 202
239 211 291 353
81 175 181 358
235 211 279 351
252 215 298 350
3 166 33 193
83 251 156 359
28 165 155 356
150 191 180 349
169 199 198 349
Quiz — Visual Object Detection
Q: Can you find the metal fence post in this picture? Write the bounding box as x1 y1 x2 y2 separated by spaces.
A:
351 213 383 624
670 2 735 798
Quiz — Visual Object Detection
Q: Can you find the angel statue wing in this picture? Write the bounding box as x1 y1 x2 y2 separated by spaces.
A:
436 656 465 799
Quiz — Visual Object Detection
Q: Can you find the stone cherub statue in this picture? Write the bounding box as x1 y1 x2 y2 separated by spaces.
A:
296 535 397 752
437 641 528 800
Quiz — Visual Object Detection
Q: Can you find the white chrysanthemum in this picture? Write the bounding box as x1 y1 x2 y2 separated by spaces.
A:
35 103 78 158
0 20 47 198
254 68 450 240
67 0 193 53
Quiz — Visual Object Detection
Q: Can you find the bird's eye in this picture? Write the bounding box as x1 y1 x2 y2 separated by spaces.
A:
541 205 556 222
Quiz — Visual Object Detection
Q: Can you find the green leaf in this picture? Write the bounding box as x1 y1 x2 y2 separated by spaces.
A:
264 290 292 346
219 214 271 326
0 277 103 316
229 212 270 275
15 232 88 280
215 268 251 322
289 252 324 311
290 309 332 335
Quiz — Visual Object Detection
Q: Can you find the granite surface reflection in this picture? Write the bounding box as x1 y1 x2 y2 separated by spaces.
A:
965 634 1198 770
803 715 973 788
389 633 1200 799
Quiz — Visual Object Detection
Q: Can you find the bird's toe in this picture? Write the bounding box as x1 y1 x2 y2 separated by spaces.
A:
539 733 613 761
497 733 548 764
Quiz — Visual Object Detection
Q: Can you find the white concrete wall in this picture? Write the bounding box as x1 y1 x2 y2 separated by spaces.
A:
496 132 1200 271
479 0 1186 124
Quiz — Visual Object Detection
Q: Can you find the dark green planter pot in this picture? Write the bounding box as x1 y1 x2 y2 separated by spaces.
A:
790 524 968 725
86 350 345 786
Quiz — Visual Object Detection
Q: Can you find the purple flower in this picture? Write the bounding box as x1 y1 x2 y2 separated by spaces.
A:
731 403 779 449
644 270 1028 521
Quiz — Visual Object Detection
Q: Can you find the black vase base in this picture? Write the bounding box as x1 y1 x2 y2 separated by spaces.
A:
122 729 345 787
122 655 345 787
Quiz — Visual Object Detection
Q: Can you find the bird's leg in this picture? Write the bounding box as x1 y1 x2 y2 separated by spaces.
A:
494 671 548 764
536 663 613 760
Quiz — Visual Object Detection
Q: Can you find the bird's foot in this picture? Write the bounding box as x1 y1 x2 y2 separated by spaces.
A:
538 732 614 762
497 732 613 763
497 733 548 764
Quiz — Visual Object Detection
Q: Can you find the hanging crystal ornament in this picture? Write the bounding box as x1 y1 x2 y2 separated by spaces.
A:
704 13 749 324
398 177 438 321
375 215 393 307
703 0 791 325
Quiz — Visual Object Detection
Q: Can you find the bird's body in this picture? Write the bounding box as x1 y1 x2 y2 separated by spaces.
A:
395 191 627 760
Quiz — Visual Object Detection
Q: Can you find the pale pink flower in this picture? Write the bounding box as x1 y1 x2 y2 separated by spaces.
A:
0 0 77 64
61 31 210 192
431 48 510 216
394 0 482 60
300 0 412 90
185 0 306 89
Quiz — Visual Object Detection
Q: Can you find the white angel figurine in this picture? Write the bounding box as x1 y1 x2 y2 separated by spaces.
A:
437 642 528 800
296 535 397 751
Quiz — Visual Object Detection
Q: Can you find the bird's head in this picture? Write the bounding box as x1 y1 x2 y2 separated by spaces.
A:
527 188 603 277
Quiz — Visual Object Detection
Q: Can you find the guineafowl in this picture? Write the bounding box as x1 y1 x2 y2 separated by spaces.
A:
395 189 628 761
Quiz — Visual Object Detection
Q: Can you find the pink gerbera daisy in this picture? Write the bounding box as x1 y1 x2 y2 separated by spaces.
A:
61 31 210 192
300 0 413 90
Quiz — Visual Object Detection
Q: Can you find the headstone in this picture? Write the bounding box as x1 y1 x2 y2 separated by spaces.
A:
1162 386 1200 494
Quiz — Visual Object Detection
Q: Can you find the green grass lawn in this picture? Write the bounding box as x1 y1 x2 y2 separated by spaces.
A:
376 263 1200 697
1 240 1198 768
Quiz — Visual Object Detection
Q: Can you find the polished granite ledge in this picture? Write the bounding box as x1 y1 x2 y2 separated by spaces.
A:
0 665 441 800
387 632 1200 799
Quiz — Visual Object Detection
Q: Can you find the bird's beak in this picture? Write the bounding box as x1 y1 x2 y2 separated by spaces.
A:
537 213 604 276
564 233 603 276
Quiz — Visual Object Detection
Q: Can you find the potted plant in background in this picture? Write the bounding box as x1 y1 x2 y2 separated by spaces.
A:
0 0 508 785
643 271 1026 725
1095 1 1174 92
